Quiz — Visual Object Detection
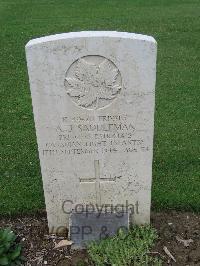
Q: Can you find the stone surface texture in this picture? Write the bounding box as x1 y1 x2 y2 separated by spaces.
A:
25 31 157 233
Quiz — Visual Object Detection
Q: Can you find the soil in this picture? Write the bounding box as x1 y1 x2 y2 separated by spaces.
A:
0 211 199 266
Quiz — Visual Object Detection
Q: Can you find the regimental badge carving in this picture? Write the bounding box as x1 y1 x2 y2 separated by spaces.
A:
64 55 122 109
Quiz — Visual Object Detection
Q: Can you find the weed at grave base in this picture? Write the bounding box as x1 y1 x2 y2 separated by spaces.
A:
87 225 162 266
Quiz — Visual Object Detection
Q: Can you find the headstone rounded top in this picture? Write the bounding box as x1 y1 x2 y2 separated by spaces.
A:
25 31 157 48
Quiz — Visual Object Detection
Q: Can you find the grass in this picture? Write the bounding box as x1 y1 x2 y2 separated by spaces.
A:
0 0 200 214
87 225 162 266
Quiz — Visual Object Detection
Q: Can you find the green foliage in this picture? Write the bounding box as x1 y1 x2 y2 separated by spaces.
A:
0 229 24 266
76 260 88 266
88 225 162 266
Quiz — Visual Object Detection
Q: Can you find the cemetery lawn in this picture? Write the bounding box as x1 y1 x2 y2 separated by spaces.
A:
0 0 200 214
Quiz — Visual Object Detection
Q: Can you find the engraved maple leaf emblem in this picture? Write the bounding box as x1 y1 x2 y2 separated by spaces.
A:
65 58 121 108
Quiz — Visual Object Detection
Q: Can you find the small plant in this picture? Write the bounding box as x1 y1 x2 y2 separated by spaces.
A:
0 228 23 266
88 225 162 266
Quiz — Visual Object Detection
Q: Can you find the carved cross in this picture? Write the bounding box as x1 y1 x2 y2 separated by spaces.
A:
79 160 116 205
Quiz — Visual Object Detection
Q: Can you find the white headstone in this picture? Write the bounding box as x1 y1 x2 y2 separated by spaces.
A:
26 31 157 234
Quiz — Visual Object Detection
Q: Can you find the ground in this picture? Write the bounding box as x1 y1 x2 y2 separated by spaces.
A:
0 211 199 265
